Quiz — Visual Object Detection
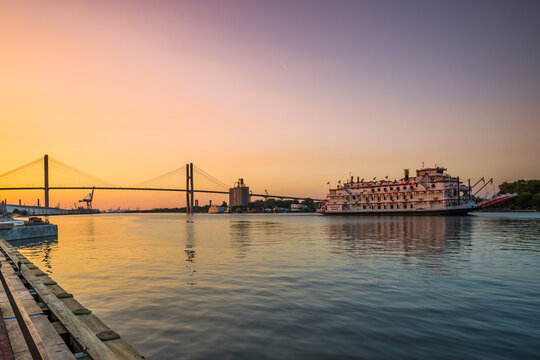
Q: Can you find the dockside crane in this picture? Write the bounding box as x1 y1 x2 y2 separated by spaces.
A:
78 187 95 210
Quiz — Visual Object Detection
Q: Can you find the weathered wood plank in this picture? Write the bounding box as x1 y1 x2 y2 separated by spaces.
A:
0 241 144 360
4 320 28 356
0 241 143 360
0 242 124 360
0 265 53 360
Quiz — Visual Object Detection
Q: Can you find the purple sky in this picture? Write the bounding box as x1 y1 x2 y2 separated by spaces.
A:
1 0 539 207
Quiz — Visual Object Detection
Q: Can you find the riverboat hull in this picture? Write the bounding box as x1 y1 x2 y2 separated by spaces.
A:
320 208 473 216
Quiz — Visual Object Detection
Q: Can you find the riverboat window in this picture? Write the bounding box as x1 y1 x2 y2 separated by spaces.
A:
384 205 386 209
390 187 393 190
390 205 393 209
404 204 407 209
397 187 400 191
396 205 399 209
410 204 413 208
377 188 380 192
363 205 366 209
410 186 414 189
410 194 413 199
378 205 381 209
384 188 387 192
431 184 435 188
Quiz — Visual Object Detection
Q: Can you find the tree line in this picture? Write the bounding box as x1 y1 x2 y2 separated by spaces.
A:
490 179 540 210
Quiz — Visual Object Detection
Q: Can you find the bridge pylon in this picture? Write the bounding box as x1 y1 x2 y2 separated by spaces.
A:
44 154 49 208
190 163 194 213
185 163 194 214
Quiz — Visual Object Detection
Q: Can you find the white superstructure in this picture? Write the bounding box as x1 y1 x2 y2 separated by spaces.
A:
209 205 225 214
320 166 477 215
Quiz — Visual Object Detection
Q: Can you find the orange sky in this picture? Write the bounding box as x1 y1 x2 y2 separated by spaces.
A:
1 1 539 210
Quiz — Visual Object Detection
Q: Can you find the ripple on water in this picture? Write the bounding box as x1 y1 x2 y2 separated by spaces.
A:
13 212 540 359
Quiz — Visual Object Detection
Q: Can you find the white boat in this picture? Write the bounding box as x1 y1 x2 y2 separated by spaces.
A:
208 205 225 214
319 166 516 215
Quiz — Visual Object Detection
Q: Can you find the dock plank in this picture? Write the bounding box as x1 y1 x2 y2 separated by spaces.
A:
0 242 142 360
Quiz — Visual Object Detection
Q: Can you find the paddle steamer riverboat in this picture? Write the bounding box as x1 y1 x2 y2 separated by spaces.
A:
319 166 515 215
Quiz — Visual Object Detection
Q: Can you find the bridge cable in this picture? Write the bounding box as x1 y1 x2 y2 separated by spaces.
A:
132 165 187 188
192 166 229 189
49 157 115 186
0 158 43 179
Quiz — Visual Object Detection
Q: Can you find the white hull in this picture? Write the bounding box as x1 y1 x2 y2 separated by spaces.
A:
320 205 475 216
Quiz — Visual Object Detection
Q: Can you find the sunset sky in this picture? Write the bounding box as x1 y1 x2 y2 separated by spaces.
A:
1 0 539 209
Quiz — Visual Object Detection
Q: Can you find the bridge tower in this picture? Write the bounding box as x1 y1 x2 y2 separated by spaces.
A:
186 164 190 213
44 154 49 208
190 163 194 213
185 163 194 214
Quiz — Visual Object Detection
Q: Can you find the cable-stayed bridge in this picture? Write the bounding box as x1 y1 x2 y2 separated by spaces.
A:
0 155 320 214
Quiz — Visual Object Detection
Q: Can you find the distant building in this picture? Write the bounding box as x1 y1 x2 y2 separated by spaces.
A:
229 178 250 207
0 201 72 215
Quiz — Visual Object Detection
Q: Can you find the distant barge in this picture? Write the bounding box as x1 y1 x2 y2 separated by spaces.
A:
0 217 58 241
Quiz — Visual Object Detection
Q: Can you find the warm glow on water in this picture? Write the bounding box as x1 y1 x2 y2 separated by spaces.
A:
11 213 540 359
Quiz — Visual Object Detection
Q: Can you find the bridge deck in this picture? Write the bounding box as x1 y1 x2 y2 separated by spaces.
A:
0 187 323 201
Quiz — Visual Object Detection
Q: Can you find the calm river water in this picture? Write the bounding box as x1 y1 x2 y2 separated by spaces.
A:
12 213 540 359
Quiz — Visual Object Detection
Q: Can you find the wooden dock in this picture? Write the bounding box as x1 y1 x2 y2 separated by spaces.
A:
0 239 144 359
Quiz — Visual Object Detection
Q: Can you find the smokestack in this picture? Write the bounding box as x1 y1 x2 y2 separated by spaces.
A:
404 169 409 181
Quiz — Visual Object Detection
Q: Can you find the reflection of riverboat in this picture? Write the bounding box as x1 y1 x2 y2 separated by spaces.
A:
319 166 516 215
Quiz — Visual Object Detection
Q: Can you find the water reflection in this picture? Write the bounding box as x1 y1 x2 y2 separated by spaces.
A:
81 216 97 251
10 236 57 271
9 213 540 360
325 216 473 274
468 215 540 255
229 221 252 258
184 219 197 285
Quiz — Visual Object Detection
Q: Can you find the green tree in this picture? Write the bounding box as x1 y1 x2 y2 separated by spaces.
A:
492 179 540 210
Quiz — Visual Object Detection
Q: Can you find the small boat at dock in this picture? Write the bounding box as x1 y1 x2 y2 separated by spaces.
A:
209 205 226 214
